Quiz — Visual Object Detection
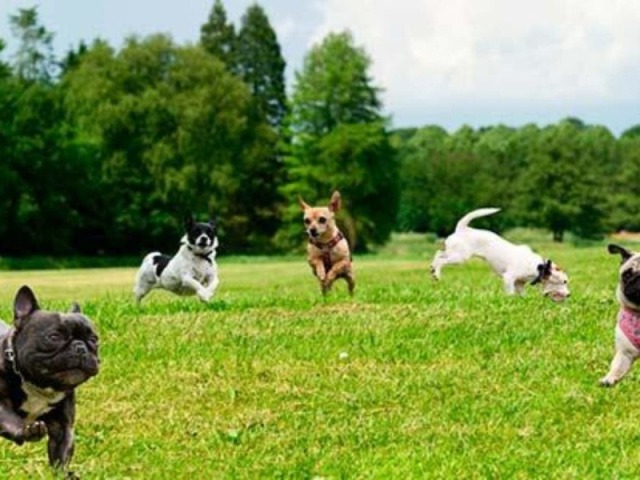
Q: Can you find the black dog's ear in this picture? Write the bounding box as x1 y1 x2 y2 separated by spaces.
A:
208 217 217 228
530 260 552 285
184 213 195 232
608 244 632 263
14 285 40 327
70 302 82 313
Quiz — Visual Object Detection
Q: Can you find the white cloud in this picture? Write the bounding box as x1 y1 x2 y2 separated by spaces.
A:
311 0 640 122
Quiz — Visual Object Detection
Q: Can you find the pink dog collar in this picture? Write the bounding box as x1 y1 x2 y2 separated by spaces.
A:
619 307 640 349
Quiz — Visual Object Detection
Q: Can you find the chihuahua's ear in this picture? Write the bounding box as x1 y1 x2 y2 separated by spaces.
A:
298 198 310 211
608 244 633 263
14 285 40 328
329 191 341 213
70 302 82 313
184 213 195 231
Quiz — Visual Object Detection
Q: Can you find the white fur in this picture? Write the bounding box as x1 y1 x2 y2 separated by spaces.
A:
600 324 640 387
431 208 570 299
600 252 640 386
20 382 65 423
133 237 220 303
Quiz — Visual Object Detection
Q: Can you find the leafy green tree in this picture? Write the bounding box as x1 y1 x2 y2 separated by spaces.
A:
621 125 640 139
9 7 56 81
279 31 398 251
200 0 236 69
517 119 610 241
236 4 287 130
62 35 275 253
395 125 448 232
609 135 640 231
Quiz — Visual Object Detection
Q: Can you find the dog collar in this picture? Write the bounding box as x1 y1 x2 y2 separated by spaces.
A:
187 245 214 264
3 330 68 400
619 307 640 349
309 231 344 251
309 232 347 272
3 330 20 377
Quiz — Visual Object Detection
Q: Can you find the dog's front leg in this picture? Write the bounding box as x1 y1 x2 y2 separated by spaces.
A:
181 275 211 302
310 259 326 282
0 403 47 445
203 273 220 299
502 274 517 295
600 329 639 387
600 350 635 387
44 398 75 469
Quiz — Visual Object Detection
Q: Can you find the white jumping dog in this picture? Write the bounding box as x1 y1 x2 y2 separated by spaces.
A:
430 208 570 301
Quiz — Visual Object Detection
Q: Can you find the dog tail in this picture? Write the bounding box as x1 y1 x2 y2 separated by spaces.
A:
455 208 501 231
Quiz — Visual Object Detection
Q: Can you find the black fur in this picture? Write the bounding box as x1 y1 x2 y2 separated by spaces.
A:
152 254 171 277
184 214 217 248
622 269 640 305
530 260 552 285
0 286 99 471
608 243 633 263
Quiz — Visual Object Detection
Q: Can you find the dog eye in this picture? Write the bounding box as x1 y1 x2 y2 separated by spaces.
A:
318 217 327 225
304 218 311 225
48 332 64 342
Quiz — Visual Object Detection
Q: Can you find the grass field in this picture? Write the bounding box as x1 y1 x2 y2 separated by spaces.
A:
1 234 639 478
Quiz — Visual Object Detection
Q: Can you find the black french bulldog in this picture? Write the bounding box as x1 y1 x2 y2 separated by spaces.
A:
0 286 99 470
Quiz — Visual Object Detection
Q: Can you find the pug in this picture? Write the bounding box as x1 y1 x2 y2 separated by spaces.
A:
0 286 99 470
600 244 640 386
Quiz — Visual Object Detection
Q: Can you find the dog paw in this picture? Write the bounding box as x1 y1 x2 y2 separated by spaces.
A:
430 266 440 280
20 421 47 442
599 377 616 387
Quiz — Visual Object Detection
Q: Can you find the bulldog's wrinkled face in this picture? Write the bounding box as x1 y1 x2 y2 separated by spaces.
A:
299 191 341 240
13 286 99 391
184 214 217 254
532 260 570 302
609 244 640 308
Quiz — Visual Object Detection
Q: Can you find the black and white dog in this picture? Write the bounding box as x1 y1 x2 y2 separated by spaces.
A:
133 215 220 303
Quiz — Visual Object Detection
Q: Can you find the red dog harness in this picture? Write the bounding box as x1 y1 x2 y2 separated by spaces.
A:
309 232 346 272
619 307 640 349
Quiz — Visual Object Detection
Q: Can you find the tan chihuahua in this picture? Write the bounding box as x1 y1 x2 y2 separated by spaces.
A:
299 191 355 295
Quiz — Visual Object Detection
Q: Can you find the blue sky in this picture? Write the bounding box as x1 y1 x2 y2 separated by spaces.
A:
1 0 638 135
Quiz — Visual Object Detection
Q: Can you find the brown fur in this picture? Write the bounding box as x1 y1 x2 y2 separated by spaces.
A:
299 191 355 295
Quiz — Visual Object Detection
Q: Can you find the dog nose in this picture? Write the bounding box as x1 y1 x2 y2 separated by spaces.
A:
73 341 87 356
310 228 318 237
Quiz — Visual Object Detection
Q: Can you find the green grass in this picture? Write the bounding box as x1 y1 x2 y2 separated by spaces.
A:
0 236 638 478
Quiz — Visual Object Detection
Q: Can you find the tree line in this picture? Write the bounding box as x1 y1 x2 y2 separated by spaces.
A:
395 119 640 242
0 2 638 257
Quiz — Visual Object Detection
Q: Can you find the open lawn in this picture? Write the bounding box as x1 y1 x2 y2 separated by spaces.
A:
0 236 638 478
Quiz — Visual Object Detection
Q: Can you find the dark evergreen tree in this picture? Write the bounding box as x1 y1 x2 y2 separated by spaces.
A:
236 4 287 130
200 0 236 69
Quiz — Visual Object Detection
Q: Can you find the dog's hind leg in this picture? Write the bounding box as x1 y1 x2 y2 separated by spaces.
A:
133 255 158 303
133 284 152 303
345 274 355 296
430 249 469 280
